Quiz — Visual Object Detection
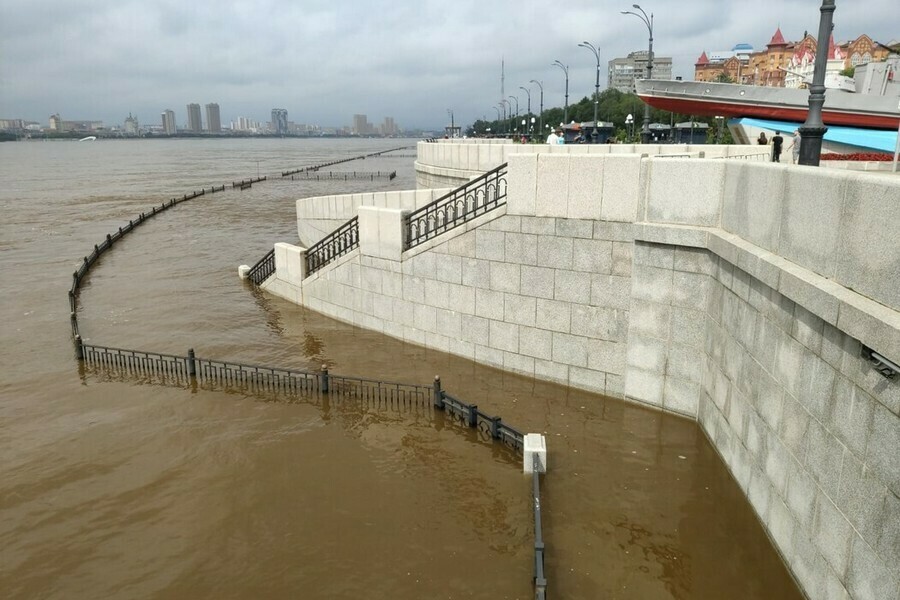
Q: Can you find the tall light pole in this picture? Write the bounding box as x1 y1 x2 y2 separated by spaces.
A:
622 4 654 144
493 106 501 136
499 101 508 134
552 60 569 124
798 0 836 166
530 79 544 139
447 109 454 137
508 96 519 135
519 86 532 116
579 41 602 143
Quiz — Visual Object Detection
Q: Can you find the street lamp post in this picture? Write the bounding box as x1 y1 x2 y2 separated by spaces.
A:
625 113 634 142
508 95 519 123
552 60 569 124
499 101 508 135
579 41 602 143
798 0 836 166
519 86 532 117
622 4 654 144
530 80 544 141
493 106 501 136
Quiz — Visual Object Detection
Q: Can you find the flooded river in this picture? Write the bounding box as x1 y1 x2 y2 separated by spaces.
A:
0 138 802 599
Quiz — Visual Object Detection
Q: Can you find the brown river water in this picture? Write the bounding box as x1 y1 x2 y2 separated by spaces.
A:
0 138 802 599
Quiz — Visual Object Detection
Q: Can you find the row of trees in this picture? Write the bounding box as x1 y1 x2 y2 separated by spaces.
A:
467 89 733 143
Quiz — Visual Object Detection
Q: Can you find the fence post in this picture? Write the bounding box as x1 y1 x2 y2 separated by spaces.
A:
106 233 112 246
187 348 196 378
74 334 83 360
433 376 444 409
467 404 478 427
491 416 501 439
320 364 329 394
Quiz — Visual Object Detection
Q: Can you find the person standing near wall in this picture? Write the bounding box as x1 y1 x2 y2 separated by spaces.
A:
547 128 562 144
792 130 801 163
772 131 784 162
757 132 768 145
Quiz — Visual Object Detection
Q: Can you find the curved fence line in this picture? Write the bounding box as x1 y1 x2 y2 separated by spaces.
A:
67 168 547 599
281 146 414 177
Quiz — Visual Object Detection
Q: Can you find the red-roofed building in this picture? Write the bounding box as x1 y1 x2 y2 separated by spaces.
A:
697 28 892 88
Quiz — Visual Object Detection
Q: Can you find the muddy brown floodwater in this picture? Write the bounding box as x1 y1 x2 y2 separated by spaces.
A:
0 138 803 599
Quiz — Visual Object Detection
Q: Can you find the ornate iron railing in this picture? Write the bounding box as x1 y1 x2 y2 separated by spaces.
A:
305 216 359 276
405 163 508 250
247 248 275 285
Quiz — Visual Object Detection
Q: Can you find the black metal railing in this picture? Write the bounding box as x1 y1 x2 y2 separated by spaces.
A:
247 248 276 285
405 163 507 250
533 453 547 600
305 216 359 276
435 379 524 453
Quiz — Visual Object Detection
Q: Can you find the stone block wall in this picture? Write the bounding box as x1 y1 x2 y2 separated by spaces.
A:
700 248 899 600
261 153 899 600
288 210 633 398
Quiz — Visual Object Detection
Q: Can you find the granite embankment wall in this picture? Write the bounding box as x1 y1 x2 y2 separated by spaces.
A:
264 154 898 600
415 138 771 188
294 187 452 247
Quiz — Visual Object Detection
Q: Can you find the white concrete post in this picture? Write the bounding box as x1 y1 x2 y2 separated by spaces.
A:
274 242 308 283
524 433 547 474
358 206 410 262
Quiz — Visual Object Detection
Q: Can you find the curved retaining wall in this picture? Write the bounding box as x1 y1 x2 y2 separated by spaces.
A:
414 139 771 188
263 156 899 600
296 187 452 247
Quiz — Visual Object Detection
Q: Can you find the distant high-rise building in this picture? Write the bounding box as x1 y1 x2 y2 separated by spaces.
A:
161 109 176 135
352 114 371 135
607 51 673 93
186 103 202 133
381 117 399 136
49 114 61 131
124 113 139 135
271 109 288 134
205 103 221 133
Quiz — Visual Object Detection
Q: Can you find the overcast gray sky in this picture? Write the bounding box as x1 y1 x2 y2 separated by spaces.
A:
1 0 896 130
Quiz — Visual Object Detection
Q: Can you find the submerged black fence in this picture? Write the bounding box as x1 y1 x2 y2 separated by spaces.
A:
68 159 547 598
281 146 415 177
68 184 230 341
405 162 508 249
289 170 396 181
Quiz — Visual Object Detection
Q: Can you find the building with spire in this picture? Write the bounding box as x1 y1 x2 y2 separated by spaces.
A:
694 28 894 87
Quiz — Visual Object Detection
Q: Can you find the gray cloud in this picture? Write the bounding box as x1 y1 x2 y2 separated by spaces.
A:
1 0 896 129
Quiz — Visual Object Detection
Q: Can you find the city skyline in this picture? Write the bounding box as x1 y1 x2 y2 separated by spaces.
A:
1 1 897 129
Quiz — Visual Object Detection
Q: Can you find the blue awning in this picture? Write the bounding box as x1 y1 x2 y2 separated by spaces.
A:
732 117 898 153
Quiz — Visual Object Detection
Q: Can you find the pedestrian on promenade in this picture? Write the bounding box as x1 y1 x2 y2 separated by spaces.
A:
757 131 768 145
792 130 801 163
772 131 784 162
546 128 560 144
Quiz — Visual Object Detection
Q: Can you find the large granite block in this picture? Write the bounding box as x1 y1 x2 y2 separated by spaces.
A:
835 175 900 309
600 156 642 222
489 262 521 293
520 326 553 360
536 235 573 269
721 162 785 252
504 294 537 327
566 155 604 219
646 159 725 226
846 535 899 600
520 265 556 299
504 232 538 266
535 155 570 218
780 168 847 280
813 491 854 577
551 331 589 367
553 270 592 304
536 298 572 333
632 265 674 305
475 229 505 261
625 367 665 408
